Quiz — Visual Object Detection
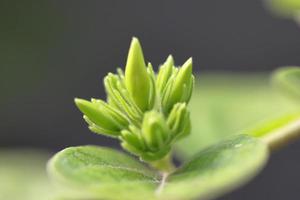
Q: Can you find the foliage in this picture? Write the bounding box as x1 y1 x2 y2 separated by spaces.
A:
47 37 300 200
48 135 268 200
176 73 300 158
265 0 300 18
0 150 55 200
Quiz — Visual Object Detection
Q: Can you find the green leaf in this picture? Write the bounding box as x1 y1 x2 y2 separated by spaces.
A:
48 135 268 200
0 149 56 200
273 67 300 101
48 146 159 200
176 73 299 159
163 135 268 200
265 0 300 18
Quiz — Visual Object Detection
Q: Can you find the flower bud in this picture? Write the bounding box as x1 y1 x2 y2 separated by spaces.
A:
83 116 119 137
120 128 145 154
167 103 191 140
162 58 193 113
141 110 170 151
104 73 143 124
125 37 152 111
74 98 122 136
74 37 194 163
156 55 174 94
91 98 129 129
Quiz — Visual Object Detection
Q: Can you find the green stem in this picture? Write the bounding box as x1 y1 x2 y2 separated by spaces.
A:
262 119 300 151
150 153 176 173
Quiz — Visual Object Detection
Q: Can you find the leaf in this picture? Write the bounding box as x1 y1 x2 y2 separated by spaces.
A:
0 149 56 200
273 67 300 101
265 0 300 18
176 73 299 159
48 135 268 200
163 135 268 200
48 146 160 200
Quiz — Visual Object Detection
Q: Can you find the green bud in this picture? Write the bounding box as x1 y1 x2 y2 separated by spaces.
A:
141 146 171 161
91 98 129 129
104 73 143 124
125 37 151 111
147 62 157 110
162 58 193 113
120 129 145 152
74 37 194 163
141 111 170 151
83 116 119 137
167 103 191 140
74 98 122 136
156 55 174 94
121 141 143 157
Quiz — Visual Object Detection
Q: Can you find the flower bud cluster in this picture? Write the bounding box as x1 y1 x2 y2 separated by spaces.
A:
75 37 194 161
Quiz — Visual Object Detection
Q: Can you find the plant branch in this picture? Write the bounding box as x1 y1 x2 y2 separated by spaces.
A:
262 119 300 151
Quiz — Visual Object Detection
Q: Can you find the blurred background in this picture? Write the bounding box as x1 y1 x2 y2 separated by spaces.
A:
1 0 300 199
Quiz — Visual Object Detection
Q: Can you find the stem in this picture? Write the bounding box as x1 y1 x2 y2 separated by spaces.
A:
155 172 168 195
262 119 300 151
150 153 176 173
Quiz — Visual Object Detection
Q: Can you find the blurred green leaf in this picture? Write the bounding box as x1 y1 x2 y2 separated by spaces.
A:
273 67 300 101
0 149 55 200
176 73 299 159
249 112 300 138
265 0 300 18
247 112 300 150
48 135 268 200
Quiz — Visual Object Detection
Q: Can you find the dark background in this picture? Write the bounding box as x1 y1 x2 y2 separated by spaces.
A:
1 0 300 199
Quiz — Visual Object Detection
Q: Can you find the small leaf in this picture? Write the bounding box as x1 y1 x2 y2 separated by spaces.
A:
273 66 300 101
163 135 268 200
48 146 159 200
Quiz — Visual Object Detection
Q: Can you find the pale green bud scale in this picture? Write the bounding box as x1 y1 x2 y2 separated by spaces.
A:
125 37 151 111
142 111 170 150
157 55 174 94
163 58 193 113
83 115 120 137
75 98 121 132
